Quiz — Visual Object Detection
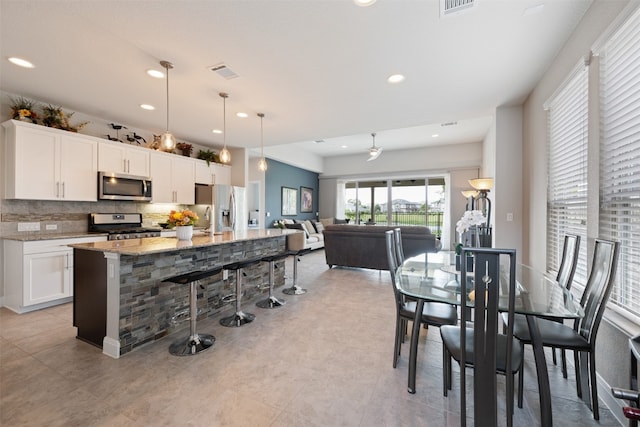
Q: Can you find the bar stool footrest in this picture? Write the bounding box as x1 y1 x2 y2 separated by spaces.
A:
169 333 215 356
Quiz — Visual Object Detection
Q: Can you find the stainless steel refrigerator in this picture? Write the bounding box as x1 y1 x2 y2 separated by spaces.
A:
195 184 247 232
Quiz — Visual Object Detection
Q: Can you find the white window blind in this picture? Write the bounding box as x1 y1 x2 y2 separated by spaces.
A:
546 66 588 285
600 7 640 317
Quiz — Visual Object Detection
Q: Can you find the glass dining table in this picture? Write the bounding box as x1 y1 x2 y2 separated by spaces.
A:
395 253 584 426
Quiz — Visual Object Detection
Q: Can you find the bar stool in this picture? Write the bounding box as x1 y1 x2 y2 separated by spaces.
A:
256 253 288 309
283 248 311 295
162 266 223 356
220 258 262 327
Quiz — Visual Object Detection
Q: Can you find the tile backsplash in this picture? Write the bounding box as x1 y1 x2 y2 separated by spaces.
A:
0 199 190 237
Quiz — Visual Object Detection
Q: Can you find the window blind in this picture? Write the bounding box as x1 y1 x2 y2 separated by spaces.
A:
600 7 640 317
546 67 588 285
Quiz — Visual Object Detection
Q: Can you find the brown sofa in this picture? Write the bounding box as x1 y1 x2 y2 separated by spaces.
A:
322 224 442 270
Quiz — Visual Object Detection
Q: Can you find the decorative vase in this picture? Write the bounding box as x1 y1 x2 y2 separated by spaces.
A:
175 225 193 241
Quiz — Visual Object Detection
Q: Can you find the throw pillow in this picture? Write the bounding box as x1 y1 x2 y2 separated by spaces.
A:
314 221 324 233
299 222 311 238
303 220 316 234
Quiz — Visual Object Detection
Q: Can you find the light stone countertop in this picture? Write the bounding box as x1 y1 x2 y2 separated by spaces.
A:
1 231 109 242
69 228 298 256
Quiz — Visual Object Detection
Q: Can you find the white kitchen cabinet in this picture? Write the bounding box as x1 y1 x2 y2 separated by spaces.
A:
3 235 108 313
98 141 150 176
195 160 231 186
150 152 195 204
2 120 98 201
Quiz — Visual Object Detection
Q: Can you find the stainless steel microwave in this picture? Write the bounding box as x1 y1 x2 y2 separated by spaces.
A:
98 172 152 201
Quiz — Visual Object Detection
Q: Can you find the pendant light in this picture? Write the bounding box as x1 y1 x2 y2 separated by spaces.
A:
218 92 231 164
159 60 176 150
257 113 268 172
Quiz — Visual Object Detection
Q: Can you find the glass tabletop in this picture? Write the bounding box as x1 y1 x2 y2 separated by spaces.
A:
396 253 584 319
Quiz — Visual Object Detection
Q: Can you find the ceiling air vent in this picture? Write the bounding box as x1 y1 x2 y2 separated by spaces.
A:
441 121 458 127
209 63 239 80
440 0 475 17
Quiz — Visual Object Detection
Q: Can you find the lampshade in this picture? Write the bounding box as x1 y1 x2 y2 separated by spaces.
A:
469 178 494 191
159 60 176 150
461 190 479 199
219 92 231 164
257 112 267 172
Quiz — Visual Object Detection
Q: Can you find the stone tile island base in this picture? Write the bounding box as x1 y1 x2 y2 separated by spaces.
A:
72 231 291 358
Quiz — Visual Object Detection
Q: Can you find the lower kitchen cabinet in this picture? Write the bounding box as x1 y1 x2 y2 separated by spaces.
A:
3 236 107 313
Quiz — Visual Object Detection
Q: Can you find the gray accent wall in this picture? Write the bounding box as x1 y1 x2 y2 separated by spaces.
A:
264 159 319 227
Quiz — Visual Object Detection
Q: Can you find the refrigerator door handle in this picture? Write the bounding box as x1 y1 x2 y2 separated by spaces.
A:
229 189 236 230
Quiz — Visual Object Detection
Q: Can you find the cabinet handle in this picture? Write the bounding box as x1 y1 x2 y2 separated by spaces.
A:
62 182 65 198
127 159 131 173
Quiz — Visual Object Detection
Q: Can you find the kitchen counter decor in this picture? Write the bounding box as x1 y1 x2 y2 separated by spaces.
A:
10 96 38 123
168 209 198 240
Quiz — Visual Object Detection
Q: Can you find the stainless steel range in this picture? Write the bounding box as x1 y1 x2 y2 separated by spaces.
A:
89 213 161 240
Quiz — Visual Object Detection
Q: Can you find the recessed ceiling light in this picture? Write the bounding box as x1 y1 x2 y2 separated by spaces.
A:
146 69 164 78
354 0 376 6
341 145 348 149
236 112 248 118
387 74 405 84
212 129 222 134
8 57 35 68
140 104 155 110
432 134 439 138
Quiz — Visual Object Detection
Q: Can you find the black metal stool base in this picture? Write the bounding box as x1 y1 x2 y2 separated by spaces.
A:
283 285 307 295
256 296 286 309
220 311 255 327
169 333 215 356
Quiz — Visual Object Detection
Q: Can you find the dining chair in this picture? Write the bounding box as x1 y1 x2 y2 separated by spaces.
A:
393 227 406 266
506 234 581 380
440 247 522 427
512 238 619 420
385 230 457 369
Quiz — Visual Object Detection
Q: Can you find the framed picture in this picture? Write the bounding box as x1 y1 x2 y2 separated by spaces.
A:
300 186 313 213
281 187 297 216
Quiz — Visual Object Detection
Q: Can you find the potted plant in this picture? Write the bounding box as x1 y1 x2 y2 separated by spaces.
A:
41 104 88 132
9 96 38 123
197 149 220 166
176 142 193 157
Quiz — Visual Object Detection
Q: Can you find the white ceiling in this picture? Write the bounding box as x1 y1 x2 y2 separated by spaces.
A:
0 0 592 162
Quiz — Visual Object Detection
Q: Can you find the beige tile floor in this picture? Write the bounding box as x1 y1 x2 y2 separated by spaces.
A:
0 249 622 426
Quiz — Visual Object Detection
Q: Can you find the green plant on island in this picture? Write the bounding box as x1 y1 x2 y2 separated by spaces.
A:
197 149 220 166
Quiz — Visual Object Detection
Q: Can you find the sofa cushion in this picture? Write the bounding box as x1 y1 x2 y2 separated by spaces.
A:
303 220 316 234
314 221 325 233
284 222 306 237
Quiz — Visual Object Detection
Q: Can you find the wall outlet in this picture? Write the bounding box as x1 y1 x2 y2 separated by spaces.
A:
266 212 270 217
18 222 40 232
45 224 58 230
506 213 514 222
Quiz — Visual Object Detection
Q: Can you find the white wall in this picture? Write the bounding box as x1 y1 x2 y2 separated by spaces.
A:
494 105 523 254
263 144 324 174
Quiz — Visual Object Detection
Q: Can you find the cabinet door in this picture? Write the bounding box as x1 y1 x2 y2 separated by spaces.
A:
211 164 231 186
24 251 71 306
125 146 150 177
12 125 58 200
98 142 126 173
59 134 98 201
150 153 174 203
195 161 214 185
172 157 196 204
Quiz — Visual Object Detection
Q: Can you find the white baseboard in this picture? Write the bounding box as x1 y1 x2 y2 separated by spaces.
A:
598 372 626 426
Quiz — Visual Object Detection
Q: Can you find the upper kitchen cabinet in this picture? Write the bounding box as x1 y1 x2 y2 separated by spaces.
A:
149 152 195 204
98 140 150 177
195 160 231 186
2 120 98 201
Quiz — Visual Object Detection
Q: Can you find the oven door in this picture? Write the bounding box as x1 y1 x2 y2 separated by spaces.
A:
98 172 152 201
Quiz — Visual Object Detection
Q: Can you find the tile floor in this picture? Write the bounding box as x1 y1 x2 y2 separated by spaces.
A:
0 249 622 426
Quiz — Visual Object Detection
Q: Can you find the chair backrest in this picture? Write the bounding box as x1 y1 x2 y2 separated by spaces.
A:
576 238 619 344
385 230 404 307
393 228 405 266
459 247 517 426
556 234 581 291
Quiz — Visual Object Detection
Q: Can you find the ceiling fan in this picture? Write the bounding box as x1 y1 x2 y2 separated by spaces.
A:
367 132 383 161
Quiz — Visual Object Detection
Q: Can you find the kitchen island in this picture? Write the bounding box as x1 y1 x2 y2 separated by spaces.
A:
71 229 296 358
